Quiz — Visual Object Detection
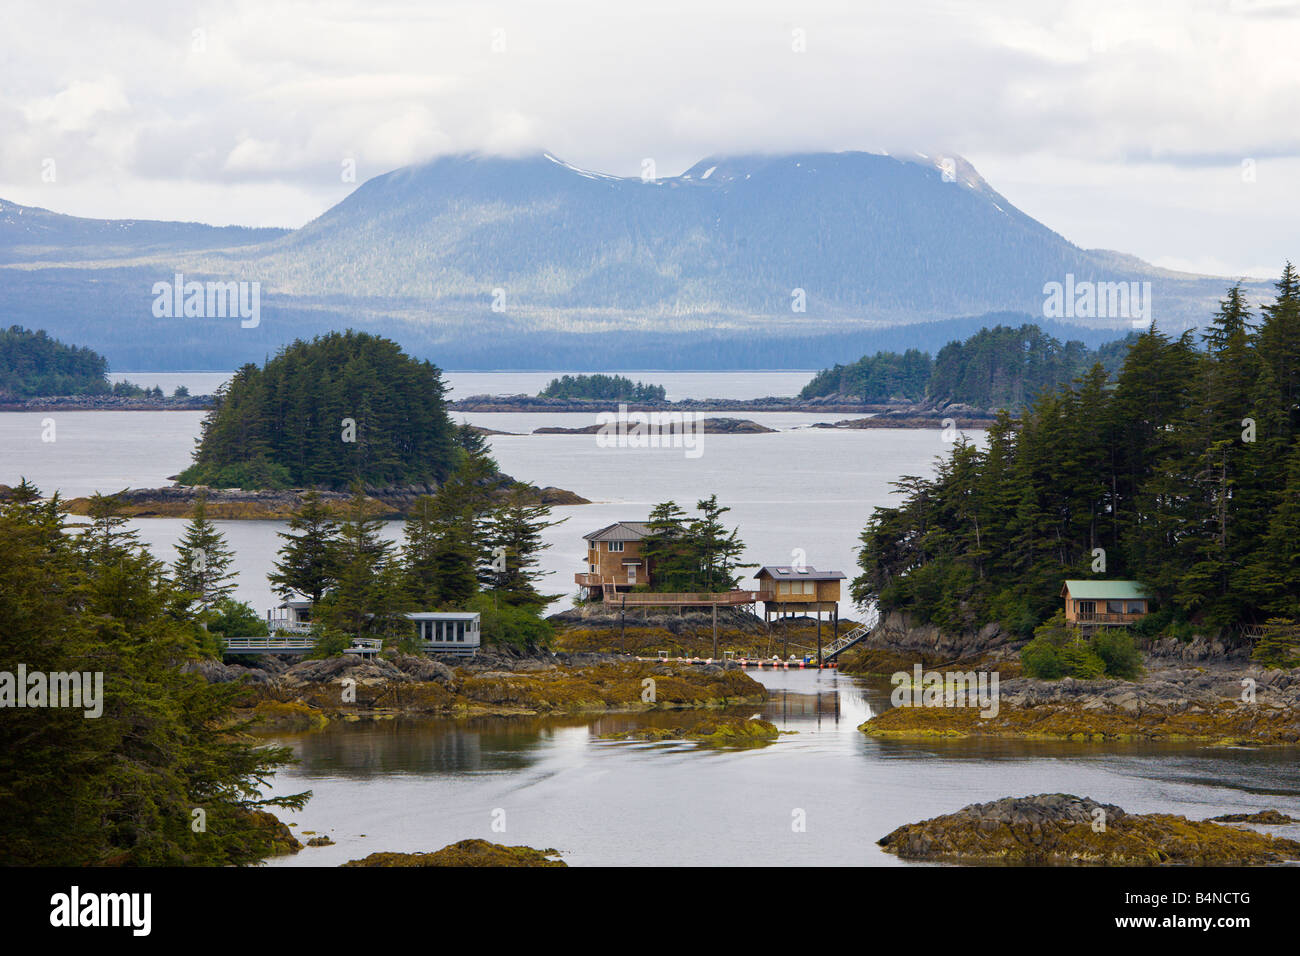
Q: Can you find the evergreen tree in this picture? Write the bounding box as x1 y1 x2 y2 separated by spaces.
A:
483 487 565 608
269 490 339 603
0 484 307 866
687 494 752 591
317 483 406 640
172 492 237 612
641 501 694 592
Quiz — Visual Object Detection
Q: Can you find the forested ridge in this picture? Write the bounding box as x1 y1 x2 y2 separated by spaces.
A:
178 331 459 490
801 324 1137 409
853 267 1300 638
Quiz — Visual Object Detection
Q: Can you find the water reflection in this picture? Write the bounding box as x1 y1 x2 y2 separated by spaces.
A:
259 668 1300 867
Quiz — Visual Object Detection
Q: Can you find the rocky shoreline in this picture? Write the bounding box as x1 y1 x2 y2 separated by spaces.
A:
549 605 853 659
878 793 1300 865
195 646 767 723
60 480 589 518
847 610 1300 744
343 840 565 867
448 394 898 414
0 393 216 412
533 417 775 434
1 390 1002 421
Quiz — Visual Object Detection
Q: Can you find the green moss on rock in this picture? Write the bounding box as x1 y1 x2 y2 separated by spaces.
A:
342 839 564 867
601 715 781 747
879 794 1300 865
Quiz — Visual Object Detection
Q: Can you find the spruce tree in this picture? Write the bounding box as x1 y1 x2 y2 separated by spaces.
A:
269 489 339 603
641 500 693 592
318 483 403 639
688 494 751 591
483 487 565 608
172 492 237 612
0 485 307 866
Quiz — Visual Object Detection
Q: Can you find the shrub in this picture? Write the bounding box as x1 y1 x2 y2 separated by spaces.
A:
1020 639 1064 679
1092 629 1144 679
207 598 269 641
469 594 552 649
1018 611 1142 680
305 626 353 659
178 458 294 491
1252 619 1300 670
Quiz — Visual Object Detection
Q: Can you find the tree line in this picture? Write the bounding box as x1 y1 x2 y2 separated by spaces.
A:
0 325 149 399
800 324 1137 409
538 373 667 402
172 432 561 653
637 496 752 593
852 266 1300 641
178 330 460 490
0 482 306 865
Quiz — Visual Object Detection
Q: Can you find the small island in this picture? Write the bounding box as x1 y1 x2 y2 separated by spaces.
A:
878 794 1300 866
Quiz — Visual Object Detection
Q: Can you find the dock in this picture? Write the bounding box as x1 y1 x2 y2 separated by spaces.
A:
636 655 839 670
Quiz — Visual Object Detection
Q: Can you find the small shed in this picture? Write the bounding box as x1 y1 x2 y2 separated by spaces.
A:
754 566 848 662
755 566 845 606
408 612 481 655
1061 580 1150 625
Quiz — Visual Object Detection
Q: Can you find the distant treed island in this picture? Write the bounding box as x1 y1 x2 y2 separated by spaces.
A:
176 331 460 491
0 325 167 401
538 373 667 402
801 324 1139 410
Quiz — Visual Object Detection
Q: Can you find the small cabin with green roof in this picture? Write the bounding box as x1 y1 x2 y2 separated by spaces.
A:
1061 580 1150 625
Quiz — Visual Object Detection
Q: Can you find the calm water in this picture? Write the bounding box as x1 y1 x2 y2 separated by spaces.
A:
6 371 1299 866
261 668 1300 867
1 394 973 618
112 370 817 402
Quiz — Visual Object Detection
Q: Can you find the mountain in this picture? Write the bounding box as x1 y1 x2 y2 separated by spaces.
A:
0 151 1256 370
0 198 288 264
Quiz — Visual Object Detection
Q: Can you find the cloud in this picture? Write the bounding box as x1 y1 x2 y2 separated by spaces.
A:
0 0 1297 275
21 77 130 132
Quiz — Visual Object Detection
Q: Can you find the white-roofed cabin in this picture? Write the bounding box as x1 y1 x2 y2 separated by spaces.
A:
409 612 481 655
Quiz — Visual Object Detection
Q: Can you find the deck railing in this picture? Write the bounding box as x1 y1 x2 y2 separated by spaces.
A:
614 589 773 606
224 634 317 652
1075 612 1145 625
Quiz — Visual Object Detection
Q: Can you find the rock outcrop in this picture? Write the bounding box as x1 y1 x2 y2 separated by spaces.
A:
878 794 1300 865
861 660 1300 743
219 651 764 721
343 839 565 867
63 480 588 518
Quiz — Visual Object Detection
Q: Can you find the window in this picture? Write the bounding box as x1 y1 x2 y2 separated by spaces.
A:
1107 600 1123 614
608 541 624 552
1127 601 1145 614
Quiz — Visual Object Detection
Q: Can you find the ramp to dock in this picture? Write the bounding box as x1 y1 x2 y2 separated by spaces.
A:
819 604 880 661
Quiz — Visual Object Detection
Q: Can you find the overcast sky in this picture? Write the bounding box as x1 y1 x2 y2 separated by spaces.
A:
3 0 1298 278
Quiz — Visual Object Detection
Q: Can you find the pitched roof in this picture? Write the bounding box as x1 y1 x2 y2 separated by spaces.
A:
755 566 846 581
583 521 652 542
1061 579 1150 600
